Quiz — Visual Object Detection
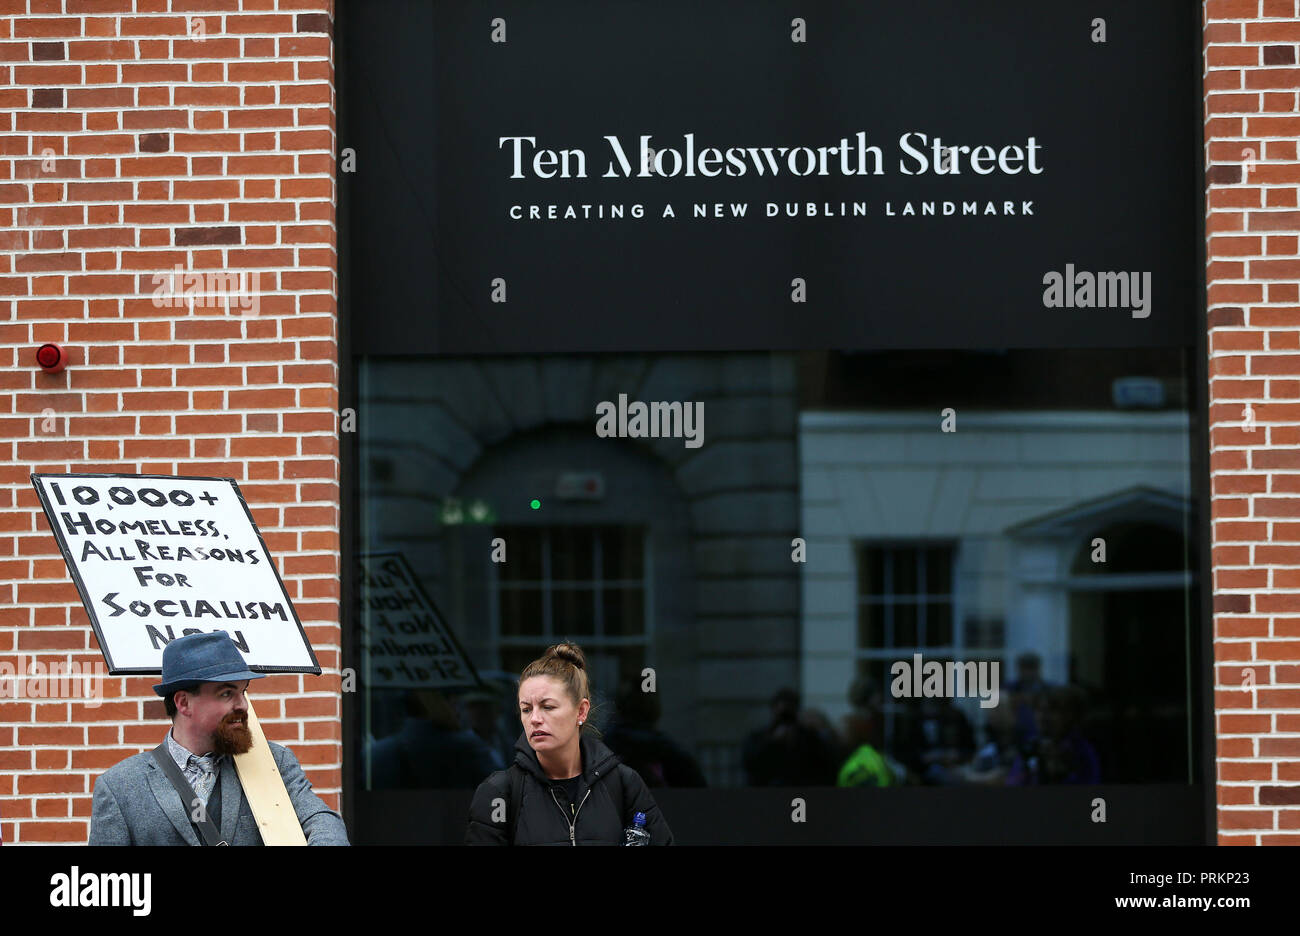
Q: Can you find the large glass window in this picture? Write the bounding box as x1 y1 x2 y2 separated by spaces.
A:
353 347 1202 808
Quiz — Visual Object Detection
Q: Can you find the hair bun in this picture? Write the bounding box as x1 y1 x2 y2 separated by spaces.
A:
547 642 587 670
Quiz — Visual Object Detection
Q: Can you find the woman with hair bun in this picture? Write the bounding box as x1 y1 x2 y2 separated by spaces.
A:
466 642 673 845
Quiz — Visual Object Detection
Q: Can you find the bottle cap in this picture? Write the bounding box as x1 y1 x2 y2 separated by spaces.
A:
634 811 647 826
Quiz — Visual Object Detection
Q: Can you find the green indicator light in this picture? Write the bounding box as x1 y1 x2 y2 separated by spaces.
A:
530 499 541 510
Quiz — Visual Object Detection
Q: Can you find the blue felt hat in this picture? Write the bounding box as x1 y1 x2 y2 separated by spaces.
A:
152 632 265 697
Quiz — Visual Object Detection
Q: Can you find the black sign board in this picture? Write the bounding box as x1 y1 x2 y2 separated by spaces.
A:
345 0 1200 355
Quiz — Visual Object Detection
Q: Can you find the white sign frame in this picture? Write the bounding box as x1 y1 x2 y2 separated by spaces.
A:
31 473 320 675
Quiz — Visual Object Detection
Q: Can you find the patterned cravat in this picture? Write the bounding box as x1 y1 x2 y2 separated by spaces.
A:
186 753 218 808
167 730 222 810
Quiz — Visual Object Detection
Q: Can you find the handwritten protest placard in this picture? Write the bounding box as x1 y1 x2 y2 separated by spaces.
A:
31 473 319 674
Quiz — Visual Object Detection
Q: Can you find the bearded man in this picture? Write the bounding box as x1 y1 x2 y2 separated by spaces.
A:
88 631 348 846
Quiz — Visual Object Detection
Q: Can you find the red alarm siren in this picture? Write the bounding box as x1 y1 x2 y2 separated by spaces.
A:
36 343 67 374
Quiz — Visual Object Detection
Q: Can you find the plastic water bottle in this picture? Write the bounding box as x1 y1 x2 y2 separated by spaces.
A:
624 811 650 846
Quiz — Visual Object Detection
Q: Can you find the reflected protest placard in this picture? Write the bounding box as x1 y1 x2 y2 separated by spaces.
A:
358 552 479 690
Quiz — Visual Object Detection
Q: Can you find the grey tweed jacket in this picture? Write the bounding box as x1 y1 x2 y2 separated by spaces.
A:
88 735 349 846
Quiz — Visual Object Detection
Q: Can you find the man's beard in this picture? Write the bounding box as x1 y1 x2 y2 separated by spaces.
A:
211 712 253 756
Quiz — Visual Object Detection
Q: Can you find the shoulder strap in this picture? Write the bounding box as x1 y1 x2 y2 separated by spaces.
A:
151 744 226 846
506 764 524 845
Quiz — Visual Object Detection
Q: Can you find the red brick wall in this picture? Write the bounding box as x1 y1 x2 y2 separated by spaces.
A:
2 0 1296 846
0 0 341 843
1206 0 1300 844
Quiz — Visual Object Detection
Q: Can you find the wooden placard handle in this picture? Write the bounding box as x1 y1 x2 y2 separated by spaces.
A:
233 700 308 846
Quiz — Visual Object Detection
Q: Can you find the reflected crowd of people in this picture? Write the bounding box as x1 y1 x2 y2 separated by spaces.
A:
742 653 1102 788
368 675 712 790
367 651 1104 790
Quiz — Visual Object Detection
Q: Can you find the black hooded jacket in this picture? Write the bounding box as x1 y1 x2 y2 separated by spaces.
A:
466 731 674 845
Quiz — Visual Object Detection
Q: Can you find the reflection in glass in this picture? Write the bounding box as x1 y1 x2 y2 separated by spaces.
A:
496 526 543 580
499 587 543 636
926 604 953 647
601 526 644 581
554 585 595 635
857 602 884 648
604 587 644 636
357 348 1200 799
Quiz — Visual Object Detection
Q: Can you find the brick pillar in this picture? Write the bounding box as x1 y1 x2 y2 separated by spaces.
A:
1206 0 1300 844
0 0 341 843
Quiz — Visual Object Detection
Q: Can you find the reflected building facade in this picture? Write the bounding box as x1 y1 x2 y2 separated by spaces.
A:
355 348 1198 807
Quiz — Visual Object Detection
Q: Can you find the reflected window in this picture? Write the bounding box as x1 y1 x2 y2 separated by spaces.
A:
494 525 650 695
855 543 970 755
